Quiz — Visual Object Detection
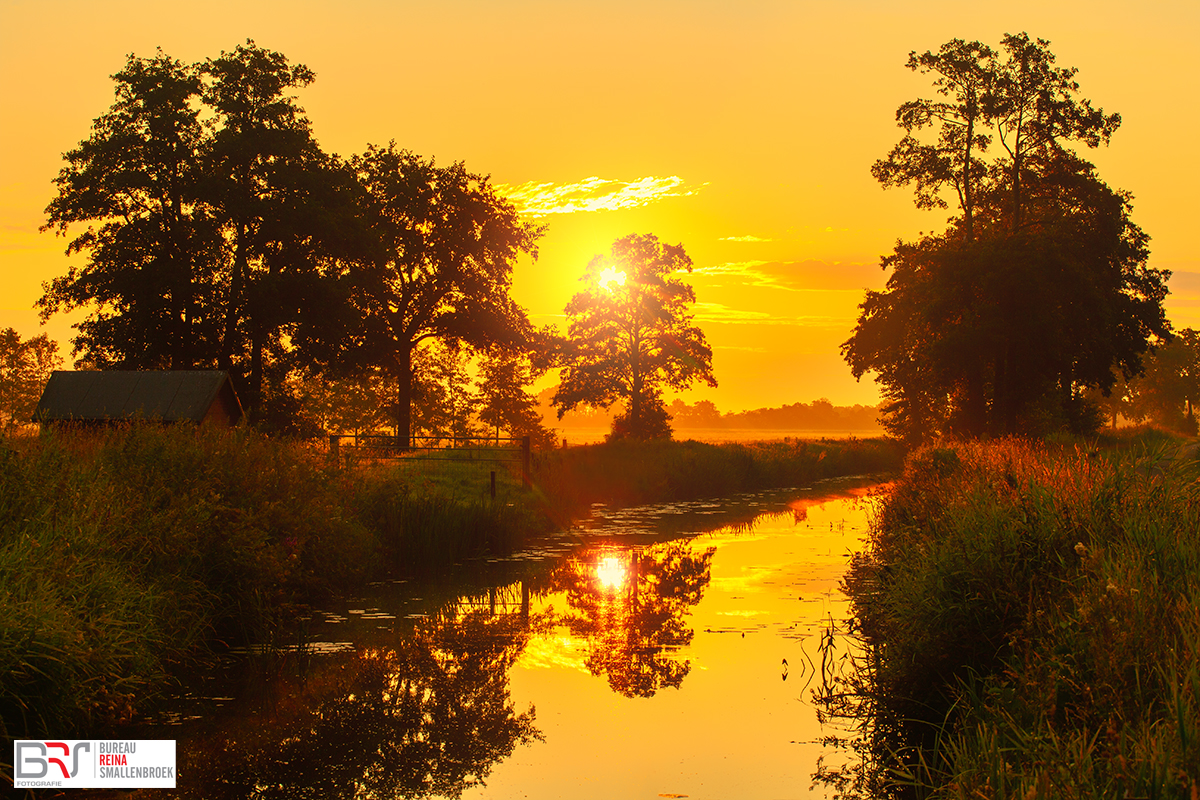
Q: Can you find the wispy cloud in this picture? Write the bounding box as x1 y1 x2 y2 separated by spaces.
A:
719 235 772 243
1168 270 1200 296
692 301 843 326
498 176 705 216
692 260 885 292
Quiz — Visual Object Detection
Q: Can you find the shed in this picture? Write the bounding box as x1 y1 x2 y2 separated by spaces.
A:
33 370 244 427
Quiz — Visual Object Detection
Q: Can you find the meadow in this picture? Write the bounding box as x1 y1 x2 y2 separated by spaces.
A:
0 425 899 743
835 431 1200 799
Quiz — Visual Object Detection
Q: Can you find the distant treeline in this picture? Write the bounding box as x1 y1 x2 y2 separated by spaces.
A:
534 388 882 432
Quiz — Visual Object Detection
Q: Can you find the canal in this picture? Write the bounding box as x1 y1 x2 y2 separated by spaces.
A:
137 477 887 799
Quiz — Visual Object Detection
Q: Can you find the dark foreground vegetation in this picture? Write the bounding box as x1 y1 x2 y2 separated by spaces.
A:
830 431 1199 798
0 424 537 744
0 425 898 745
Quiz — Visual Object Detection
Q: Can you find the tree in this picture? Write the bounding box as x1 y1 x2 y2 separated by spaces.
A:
0 329 62 433
476 344 555 447
38 44 352 422
290 368 395 437
202 40 351 417
553 234 716 440
989 32 1121 234
871 38 995 242
409 340 482 440
1127 330 1200 434
39 51 222 369
844 34 1169 442
186 610 540 798
1082 369 1136 430
339 143 542 446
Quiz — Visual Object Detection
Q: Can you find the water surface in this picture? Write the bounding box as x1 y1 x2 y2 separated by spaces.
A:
143 479 884 799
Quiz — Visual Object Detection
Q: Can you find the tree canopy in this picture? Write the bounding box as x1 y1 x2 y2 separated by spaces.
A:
844 33 1170 442
38 45 547 438
40 50 220 370
553 234 716 440
0 329 62 433
1119 329 1200 434
333 143 543 445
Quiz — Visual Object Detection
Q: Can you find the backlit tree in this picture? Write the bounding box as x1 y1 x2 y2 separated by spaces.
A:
337 144 542 446
39 51 222 369
0 329 61 433
844 34 1169 441
554 234 716 440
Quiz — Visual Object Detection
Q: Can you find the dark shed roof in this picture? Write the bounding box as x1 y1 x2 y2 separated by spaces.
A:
34 371 243 425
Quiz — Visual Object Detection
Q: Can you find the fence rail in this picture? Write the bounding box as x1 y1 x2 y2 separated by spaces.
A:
329 434 531 488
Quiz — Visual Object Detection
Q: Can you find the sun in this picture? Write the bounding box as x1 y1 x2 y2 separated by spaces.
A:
596 555 628 591
597 266 626 291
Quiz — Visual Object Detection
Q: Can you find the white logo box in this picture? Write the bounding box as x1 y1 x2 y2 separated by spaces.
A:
13 740 176 789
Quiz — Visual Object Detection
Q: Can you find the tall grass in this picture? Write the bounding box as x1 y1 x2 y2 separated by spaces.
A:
0 425 540 743
840 435 1200 798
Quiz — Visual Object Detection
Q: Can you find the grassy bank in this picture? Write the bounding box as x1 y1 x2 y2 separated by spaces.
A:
534 436 904 520
0 425 536 743
0 426 901 745
839 434 1200 798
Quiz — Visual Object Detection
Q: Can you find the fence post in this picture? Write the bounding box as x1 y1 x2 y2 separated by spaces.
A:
490 470 496 499
329 434 339 461
521 435 531 489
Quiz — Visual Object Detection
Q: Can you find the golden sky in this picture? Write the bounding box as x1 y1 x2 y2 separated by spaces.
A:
2 0 1197 410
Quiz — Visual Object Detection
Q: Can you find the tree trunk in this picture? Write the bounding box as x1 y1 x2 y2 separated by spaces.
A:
993 346 1010 435
964 365 986 435
219 221 248 371
629 329 642 436
395 344 413 448
167 191 192 370
247 322 263 421
963 87 975 243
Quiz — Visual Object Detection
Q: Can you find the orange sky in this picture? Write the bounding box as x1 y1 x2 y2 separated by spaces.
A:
2 0 1197 411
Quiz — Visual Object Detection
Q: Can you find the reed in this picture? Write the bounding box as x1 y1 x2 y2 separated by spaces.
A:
840 434 1200 798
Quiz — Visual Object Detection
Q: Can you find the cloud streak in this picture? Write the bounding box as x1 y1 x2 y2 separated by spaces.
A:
498 176 704 216
692 301 846 326
692 260 885 293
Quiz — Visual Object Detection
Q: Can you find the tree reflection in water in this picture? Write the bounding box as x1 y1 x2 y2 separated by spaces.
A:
186 607 542 799
554 541 716 698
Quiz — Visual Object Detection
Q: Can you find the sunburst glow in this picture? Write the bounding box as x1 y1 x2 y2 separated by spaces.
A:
596 555 628 591
598 267 626 292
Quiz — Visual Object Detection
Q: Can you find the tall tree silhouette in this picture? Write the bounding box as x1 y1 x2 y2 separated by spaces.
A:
871 38 995 243
202 40 350 418
554 234 716 440
39 43 354 425
341 144 542 446
40 51 222 369
845 34 1168 441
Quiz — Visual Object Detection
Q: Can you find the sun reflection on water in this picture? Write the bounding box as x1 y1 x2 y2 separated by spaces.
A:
595 555 627 591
